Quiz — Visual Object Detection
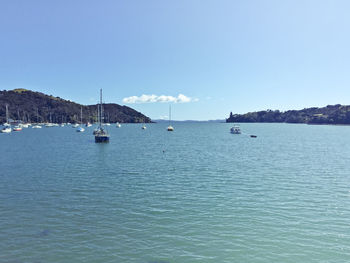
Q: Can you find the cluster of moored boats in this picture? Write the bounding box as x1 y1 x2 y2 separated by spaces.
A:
1 89 175 142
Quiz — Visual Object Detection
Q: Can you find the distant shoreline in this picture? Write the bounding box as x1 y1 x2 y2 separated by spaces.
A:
226 104 350 125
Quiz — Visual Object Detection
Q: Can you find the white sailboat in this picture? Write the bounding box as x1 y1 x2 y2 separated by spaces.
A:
167 105 174 131
76 107 85 132
1 105 12 133
32 108 42 128
45 111 54 127
94 89 110 143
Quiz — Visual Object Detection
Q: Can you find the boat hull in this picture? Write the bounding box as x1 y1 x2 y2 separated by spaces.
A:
95 135 110 143
1 128 11 133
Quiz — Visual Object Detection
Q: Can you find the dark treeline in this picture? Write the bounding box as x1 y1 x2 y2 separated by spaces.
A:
0 89 152 124
226 104 350 125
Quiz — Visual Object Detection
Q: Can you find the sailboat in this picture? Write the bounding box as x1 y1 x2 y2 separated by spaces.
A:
167 105 174 131
76 107 85 132
141 118 146 129
1 105 12 133
94 89 110 143
45 111 54 127
116 122 121 128
32 108 42 129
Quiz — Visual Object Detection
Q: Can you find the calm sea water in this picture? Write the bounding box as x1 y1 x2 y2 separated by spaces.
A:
1 123 350 263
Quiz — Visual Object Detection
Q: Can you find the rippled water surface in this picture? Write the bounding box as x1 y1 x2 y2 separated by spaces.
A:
1 123 350 263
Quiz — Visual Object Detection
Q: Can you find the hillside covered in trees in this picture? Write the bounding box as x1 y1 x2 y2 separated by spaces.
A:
226 104 350 125
0 89 151 124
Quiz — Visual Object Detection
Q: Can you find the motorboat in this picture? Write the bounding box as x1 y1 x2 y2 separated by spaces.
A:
230 125 241 134
13 126 22 131
76 126 85 132
1 126 11 133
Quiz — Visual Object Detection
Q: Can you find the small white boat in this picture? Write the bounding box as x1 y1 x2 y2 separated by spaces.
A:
230 125 241 134
105 123 111 126
76 126 85 132
142 124 147 130
32 125 42 129
116 122 121 128
86 122 92 127
45 123 54 127
72 123 79 128
13 126 22 131
1 126 11 133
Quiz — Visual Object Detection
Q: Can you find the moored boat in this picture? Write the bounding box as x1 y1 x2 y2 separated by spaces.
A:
230 125 241 134
1 126 11 133
13 126 22 131
167 105 174 131
1 105 12 133
76 107 85 132
95 89 110 143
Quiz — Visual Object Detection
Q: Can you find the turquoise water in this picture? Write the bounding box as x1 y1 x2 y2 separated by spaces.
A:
1 123 350 263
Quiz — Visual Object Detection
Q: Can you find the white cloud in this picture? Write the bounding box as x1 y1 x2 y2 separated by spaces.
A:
123 94 198 104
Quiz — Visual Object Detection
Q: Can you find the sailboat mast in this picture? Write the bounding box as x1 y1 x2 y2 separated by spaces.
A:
97 104 100 125
100 89 103 127
5 104 9 123
80 107 83 124
169 105 171 125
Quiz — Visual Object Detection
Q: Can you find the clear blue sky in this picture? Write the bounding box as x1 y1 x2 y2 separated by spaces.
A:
1 0 350 120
